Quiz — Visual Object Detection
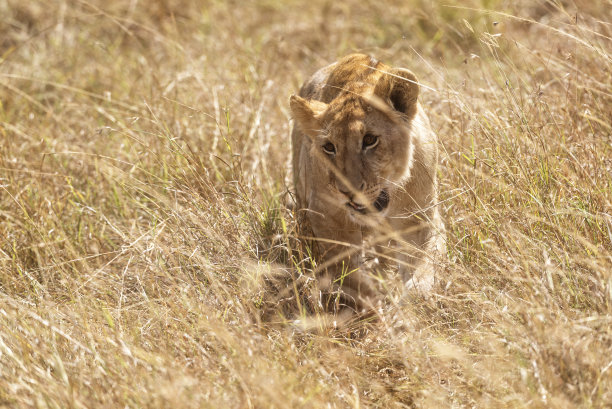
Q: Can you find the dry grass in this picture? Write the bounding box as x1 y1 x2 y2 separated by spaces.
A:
1 0 611 407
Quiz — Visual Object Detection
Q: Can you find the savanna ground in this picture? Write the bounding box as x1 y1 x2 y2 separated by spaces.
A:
1 0 611 407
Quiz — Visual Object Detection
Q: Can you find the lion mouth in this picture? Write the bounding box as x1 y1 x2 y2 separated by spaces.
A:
346 189 389 214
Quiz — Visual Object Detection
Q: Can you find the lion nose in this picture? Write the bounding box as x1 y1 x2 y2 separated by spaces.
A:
339 181 366 198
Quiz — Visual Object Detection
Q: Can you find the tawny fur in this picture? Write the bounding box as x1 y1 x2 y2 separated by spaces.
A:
290 54 445 309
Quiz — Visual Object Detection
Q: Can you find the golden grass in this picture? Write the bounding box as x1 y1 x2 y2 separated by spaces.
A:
0 0 610 407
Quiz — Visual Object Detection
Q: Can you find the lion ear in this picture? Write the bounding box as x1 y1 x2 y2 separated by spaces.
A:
374 68 419 118
289 95 327 136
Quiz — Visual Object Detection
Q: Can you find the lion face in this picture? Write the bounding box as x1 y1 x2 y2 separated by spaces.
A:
314 97 412 217
290 66 419 219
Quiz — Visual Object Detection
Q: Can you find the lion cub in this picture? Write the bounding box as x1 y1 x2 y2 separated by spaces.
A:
290 54 445 309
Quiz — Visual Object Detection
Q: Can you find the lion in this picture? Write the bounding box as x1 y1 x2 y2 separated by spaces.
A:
289 53 445 311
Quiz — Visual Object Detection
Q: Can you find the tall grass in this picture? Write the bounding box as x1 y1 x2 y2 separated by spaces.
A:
0 0 610 407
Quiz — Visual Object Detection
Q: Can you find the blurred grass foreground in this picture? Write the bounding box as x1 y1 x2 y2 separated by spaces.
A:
0 0 611 407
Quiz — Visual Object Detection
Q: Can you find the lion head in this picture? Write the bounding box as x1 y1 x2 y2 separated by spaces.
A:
290 56 421 220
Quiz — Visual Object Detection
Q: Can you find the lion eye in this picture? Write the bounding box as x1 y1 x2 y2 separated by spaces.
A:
322 142 336 155
362 133 379 149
